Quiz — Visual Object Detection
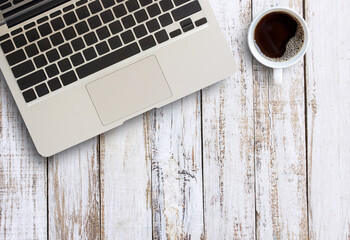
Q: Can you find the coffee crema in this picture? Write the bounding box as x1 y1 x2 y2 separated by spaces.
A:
254 11 304 62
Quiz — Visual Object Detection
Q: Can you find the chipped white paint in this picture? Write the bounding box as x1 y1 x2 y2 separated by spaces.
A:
145 94 203 239
0 77 47 239
305 0 350 239
48 138 100 239
100 116 152 240
202 0 256 238
253 0 308 239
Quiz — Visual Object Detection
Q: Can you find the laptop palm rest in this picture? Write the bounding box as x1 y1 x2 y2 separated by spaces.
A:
86 56 172 126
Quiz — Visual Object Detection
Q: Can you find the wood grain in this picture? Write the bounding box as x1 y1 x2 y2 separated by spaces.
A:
253 0 308 239
146 94 204 240
100 116 152 240
305 0 350 239
0 77 47 239
48 138 100 239
202 0 256 238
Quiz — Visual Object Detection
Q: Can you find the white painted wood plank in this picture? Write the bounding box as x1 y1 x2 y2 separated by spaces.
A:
202 0 256 238
48 138 100 239
100 116 152 239
0 78 47 239
147 94 204 239
305 0 350 239
253 0 308 239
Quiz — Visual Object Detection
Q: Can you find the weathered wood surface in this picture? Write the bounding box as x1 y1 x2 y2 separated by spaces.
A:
1 0 350 239
0 76 47 239
305 0 350 239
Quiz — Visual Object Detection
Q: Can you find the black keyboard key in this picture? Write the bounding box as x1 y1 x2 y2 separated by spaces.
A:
126 0 140 12
45 64 59 78
108 36 122 49
146 19 160 33
34 55 48 68
96 26 111 40
89 0 103 14
37 38 51 52
11 28 22 36
155 29 169 43
6 49 25 66
13 34 27 48
76 42 140 79
46 49 60 63
61 70 77 86
139 35 156 50
169 29 181 38
180 18 194 32
58 43 73 57
174 0 190 6
160 0 174 11
26 29 40 42
134 9 148 23
101 9 114 23
71 38 85 51
25 44 39 57
113 5 127 18
96 41 109 55
37 16 48 24
58 59 72 72
75 21 90 35
63 12 78 25
121 15 136 29
0 33 10 42
48 77 62 91
35 83 49 97
50 32 64 46
147 4 161 18
70 52 85 66
51 17 65 31
101 0 114 8
63 4 74 12
195 17 207 26
63 27 77 41
159 13 173 27
12 60 35 78
84 32 98 46
121 30 135 44
76 6 90 20
139 0 152 7
22 89 37 103
83 47 97 61
88 15 102 29
109 20 123 34
133 25 147 38
1 39 14 53
50 10 61 18
24 22 35 30
171 1 201 21
38 23 52 37
17 70 46 90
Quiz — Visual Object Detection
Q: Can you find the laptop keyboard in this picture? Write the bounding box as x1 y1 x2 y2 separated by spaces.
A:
0 0 207 103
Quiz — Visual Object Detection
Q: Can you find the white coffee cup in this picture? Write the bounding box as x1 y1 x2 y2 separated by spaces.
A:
247 7 310 84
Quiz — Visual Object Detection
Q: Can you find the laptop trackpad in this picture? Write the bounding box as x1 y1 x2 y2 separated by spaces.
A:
86 56 172 126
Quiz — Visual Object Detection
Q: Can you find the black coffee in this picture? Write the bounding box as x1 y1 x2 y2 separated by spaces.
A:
254 12 304 61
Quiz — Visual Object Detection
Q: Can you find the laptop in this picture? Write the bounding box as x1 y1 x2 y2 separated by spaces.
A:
0 0 235 156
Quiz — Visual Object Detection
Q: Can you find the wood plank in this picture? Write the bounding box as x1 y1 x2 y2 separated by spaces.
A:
305 0 350 238
202 0 256 238
48 138 100 239
253 0 308 239
0 78 47 239
147 94 204 239
100 116 152 239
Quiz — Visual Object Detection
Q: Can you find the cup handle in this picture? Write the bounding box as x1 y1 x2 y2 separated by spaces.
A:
273 68 283 85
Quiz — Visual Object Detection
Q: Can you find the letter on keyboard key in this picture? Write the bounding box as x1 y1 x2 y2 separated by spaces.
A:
17 70 47 90
171 1 201 21
12 60 35 78
76 42 140 79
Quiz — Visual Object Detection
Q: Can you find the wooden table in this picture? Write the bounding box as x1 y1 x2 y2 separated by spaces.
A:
1 0 350 239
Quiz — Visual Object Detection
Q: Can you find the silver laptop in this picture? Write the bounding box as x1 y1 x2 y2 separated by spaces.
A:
0 0 235 156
